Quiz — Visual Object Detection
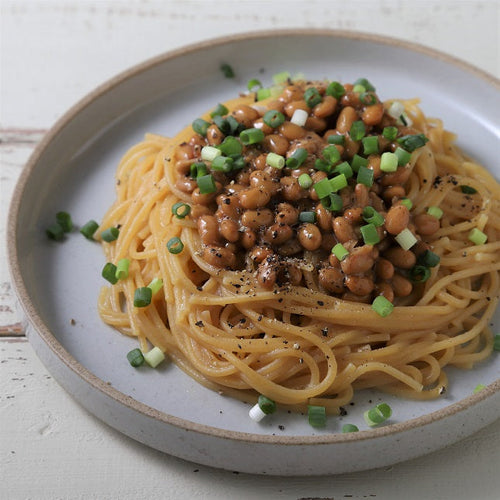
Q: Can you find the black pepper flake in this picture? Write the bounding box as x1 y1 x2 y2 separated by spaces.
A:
237 344 242 349
195 320 204 327
339 406 347 416
439 386 447 395
317 300 324 306
197 286 203 291
278 425 285 431
258 315 263 321
233 284 241 288
278 298 283 303
321 327 329 337
70 319 76 325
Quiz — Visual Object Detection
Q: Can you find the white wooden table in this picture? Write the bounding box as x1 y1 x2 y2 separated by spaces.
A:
1 1 499 498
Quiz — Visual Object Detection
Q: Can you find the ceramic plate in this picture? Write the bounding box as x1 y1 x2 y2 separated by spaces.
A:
8 30 500 475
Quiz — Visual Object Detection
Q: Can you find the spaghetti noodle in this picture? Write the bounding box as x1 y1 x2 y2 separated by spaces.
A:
97 77 499 413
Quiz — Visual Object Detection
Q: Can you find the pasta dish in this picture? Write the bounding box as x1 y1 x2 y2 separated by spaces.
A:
96 75 499 414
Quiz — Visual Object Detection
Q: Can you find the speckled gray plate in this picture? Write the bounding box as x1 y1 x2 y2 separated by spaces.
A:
8 30 500 475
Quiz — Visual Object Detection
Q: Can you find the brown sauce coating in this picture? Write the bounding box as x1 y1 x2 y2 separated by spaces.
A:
173 80 441 302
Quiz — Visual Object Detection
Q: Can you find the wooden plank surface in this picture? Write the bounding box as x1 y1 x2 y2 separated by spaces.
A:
1 1 499 498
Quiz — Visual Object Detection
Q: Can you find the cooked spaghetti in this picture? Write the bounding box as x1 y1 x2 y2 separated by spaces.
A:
97 77 499 413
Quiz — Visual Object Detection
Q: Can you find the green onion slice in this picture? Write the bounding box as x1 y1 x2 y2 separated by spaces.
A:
353 77 376 92
327 134 345 145
298 173 313 189
362 136 379 155
196 174 217 194
167 236 184 254
127 348 145 367
360 223 380 245
308 405 327 428
102 262 118 285
322 145 341 164
372 295 394 317
332 243 349 261
210 103 229 118
258 395 277 415
272 71 290 85
80 220 99 240
360 91 377 105
101 227 119 242
342 423 359 433
46 222 65 241
394 147 411 166
239 127 265 145
356 165 374 187
220 63 234 78
427 206 443 219
364 403 392 426
148 277 164 296
321 193 343 212
333 161 353 179
313 178 333 199
256 88 271 101
217 136 242 156
468 228 488 245
286 147 308 169
417 250 440 268
299 211 316 223
362 206 384 227
134 287 152 307
263 110 285 128
397 133 429 152
211 155 234 172
304 87 322 107
329 173 348 192
56 211 73 233
399 198 413 210
382 126 398 141
143 346 165 368
266 152 285 169
190 162 208 178
395 228 417 251
494 335 500 351
460 185 477 194
192 118 210 137
350 154 368 172
409 265 431 283
325 81 345 99
350 120 366 141
171 202 191 219
247 78 262 91
380 152 398 172
115 258 130 280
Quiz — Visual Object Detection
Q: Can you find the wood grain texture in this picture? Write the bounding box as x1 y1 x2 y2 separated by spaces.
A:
1 0 499 498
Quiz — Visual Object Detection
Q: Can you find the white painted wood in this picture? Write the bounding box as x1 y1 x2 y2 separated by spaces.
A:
1 0 499 497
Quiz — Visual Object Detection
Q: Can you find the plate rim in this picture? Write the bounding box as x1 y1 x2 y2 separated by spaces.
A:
8 28 500 446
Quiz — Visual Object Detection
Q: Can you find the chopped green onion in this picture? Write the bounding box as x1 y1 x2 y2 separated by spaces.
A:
115 258 130 280
322 145 341 164
350 120 366 141
201 146 222 162
217 136 242 156
272 71 290 85
361 136 379 155
352 83 366 94
342 423 359 433
327 134 345 145
286 148 308 168
101 227 119 242
144 346 165 368
231 155 246 170
380 152 398 172
325 81 345 99
80 220 99 240
56 211 73 232
372 295 394 317
220 63 234 78
394 147 411 166
258 395 277 415
249 403 267 422
290 108 308 126
468 228 488 245
102 262 118 285
362 206 384 227
134 287 152 307
308 405 326 428
239 127 265 145
418 250 440 268
196 174 217 194
382 126 398 141
388 101 405 120
46 223 64 241
360 91 377 105
409 265 431 283
266 152 285 169
332 243 349 261
256 88 271 101
127 348 145 367
395 228 417 251
263 110 285 128
474 384 486 393
329 173 348 192
321 193 343 212
225 115 243 135
171 202 191 219
313 177 333 199
190 162 208 178
351 154 368 172
315 158 331 173
333 161 353 179
360 223 380 245
167 236 184 254
460 185 477 194
211 155 234 172
397 133 429 152
210 103 229 118
247 78 262 92
427 206 443 219
399 197 413 210
299 211 316 223
304 87 322 107
353 77 376 92
192 118 210 136
493 335 500 351
356 165 374 187
148 277 163 295
364 403 392 426
298 173 313 189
